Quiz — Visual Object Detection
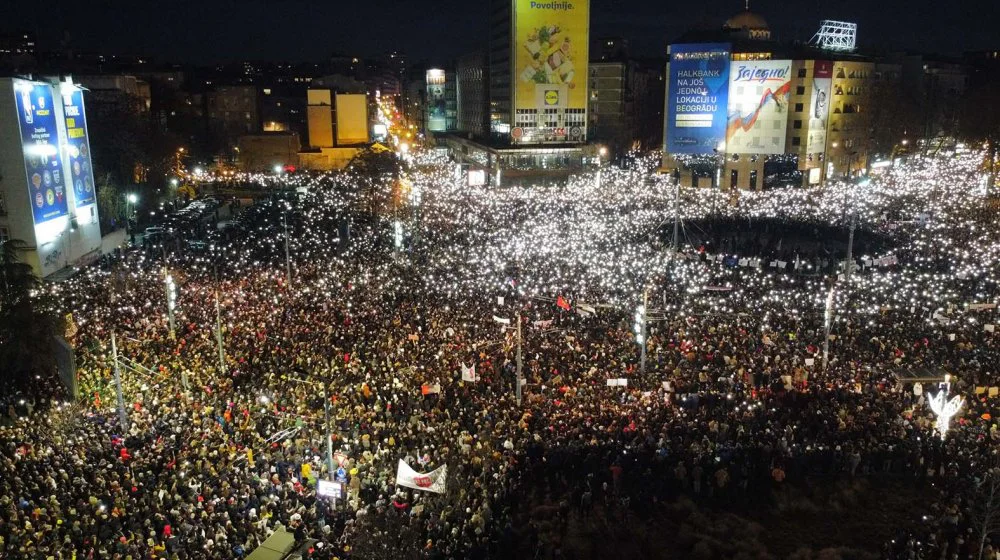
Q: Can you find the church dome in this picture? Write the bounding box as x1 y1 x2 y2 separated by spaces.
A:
724 10 769 31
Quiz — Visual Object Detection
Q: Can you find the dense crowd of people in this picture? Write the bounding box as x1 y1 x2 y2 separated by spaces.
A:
0 149 998 559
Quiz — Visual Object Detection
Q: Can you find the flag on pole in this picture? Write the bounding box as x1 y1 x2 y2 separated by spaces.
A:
461 363 479 382
395 459 447 494
556 296 571 311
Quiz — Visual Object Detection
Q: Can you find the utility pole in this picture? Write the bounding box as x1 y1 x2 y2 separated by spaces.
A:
283 211 293 289
111 332 128 433
672 173 680 256
822 285 835 370
162 244 176 339
287 375 335 483
322 382 334 482
635 289 648 375
214 288 226 373
516 314 523 405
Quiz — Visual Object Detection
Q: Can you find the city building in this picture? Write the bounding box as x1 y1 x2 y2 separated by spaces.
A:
442 0 594 185
588 59 664 156
662 7 904 189
206 85 261 145
456 52 488 138
425 68 457 133
0 31 36 57
896 53 968 139
74 75 152 112
0 77 102 278
300 85 370 170
236 132 301 171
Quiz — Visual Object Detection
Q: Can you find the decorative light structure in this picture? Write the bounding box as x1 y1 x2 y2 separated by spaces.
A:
927 375 963 440
809 20 858 52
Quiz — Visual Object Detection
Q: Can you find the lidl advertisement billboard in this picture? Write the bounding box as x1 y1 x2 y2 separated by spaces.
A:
62 89 97 208
513 0 589 144
665 43 731 154
806 61 832 155
726 60 792 154
13 79 69 224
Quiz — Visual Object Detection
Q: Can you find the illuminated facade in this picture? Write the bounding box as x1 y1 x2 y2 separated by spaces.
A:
0 77 102 278
662 9 902 189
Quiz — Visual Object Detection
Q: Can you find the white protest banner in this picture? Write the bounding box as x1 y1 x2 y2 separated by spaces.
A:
805 358 815 366
492 315 511 325
576 303 597 316
395 460 447 494
986 324 996 333
497 296 504 305
532 319 554 330
969 303 997 311
461 363 479 382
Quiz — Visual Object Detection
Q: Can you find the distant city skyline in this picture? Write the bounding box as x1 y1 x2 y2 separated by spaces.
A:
0 0 994 65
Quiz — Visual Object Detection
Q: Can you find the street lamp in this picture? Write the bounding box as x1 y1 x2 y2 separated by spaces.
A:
712 141 726 214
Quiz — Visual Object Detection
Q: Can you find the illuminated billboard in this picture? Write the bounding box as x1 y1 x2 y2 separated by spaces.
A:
335 94 369 145
13 79 69 224
426 69 447 132
665 43 731 154
806 61 832 155
61 89 97 208
726 60 792 154
512 0 589 144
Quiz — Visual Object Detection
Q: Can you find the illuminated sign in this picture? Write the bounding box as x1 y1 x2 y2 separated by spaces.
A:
806 61 832 154
13 79 69 224
513 0 589 144
665 43 731 154
61 88 97 208
726 60 792 154
426 69 447 132
468 169 487 186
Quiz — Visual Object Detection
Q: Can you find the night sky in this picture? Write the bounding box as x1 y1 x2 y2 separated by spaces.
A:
1 0 995 65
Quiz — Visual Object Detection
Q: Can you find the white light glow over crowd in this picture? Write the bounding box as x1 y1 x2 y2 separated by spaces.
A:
2 144 998 559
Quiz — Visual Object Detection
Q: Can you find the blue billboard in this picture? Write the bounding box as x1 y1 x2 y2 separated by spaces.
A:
62 89 96 208
13 80 69 224
665 43 731 154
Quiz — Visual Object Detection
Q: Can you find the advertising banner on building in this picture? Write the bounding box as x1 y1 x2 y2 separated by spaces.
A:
512 0 589 144
726 60 792 154
426 69 447 132
665 43 731 154
13 79 69 224
61 89 97 208
806 61 833 155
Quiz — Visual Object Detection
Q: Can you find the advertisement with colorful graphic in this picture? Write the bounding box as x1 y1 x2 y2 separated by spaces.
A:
62 89 97 208
426 69 447 132
665 43 731 154
13 79 69 224
513 0 589 144
806 61 833 155
726 60 792 154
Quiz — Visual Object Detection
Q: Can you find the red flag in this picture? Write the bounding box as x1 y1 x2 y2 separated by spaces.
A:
556 296 570 311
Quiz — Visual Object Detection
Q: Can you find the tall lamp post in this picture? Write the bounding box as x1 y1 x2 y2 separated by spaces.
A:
712 141 726 215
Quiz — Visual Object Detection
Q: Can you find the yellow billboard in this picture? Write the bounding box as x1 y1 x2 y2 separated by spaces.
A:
513 0 589 143
335 94 369 146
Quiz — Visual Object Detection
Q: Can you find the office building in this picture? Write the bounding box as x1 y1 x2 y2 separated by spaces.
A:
662 7 904 189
